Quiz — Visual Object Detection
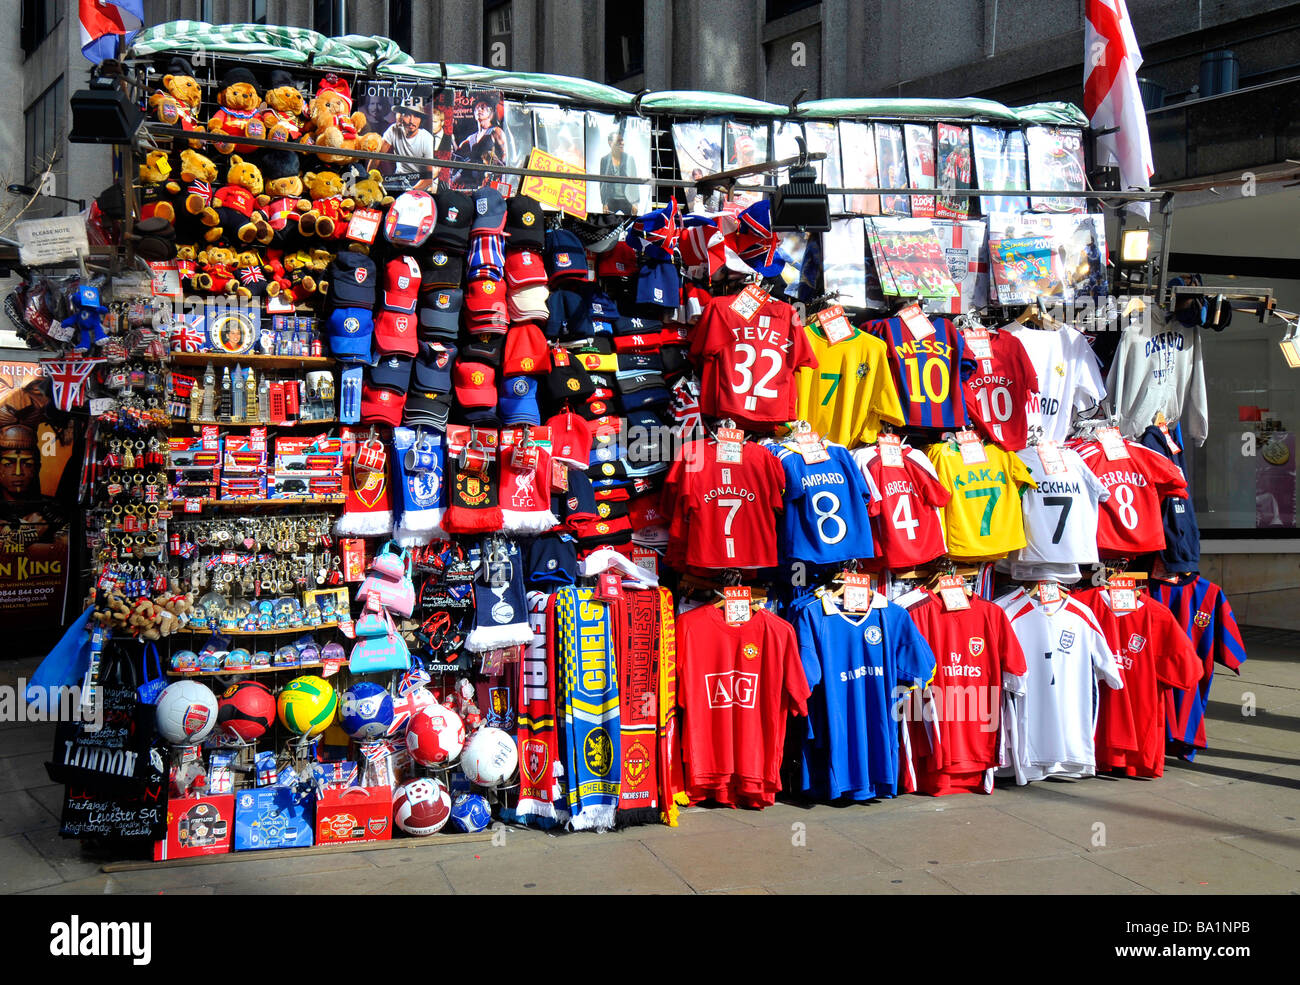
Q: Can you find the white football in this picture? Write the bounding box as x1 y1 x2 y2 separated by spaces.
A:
155 680 220 745
460 727 518 786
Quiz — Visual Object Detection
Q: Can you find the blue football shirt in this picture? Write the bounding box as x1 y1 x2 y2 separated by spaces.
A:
769 440 875 565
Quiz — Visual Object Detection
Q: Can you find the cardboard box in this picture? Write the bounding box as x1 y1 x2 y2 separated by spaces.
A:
274 436 343 477
220 474 267 500
222 437 268 473
169 436 221 469
315 785 392 844
153 794 235 860
234 786 314 850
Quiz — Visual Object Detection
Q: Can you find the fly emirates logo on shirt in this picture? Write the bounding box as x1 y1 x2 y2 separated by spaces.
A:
942 637 987 678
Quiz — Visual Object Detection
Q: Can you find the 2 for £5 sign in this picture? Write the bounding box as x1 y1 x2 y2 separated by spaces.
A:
520 148 588 218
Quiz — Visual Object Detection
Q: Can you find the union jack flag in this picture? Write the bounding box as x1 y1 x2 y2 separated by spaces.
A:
397 663 431 696
629 197 681 261
734 200 780 271
170 317 206 353
41 357 103 412
238 265 267 286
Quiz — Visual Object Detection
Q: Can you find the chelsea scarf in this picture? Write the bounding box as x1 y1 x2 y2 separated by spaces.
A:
505 591 568 828
613 588 662 827
554 586 620 831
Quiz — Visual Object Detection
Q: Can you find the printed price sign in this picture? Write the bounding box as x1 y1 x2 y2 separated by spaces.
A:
957 429 987 465
346 208 382 244
899 303 934 340
1109 576 1138 613
842 573 873 612
723 586 751 625
1097 427 1129 460
519 148 588 218
729 284 769 322
715 426 744 464
878 433 905 468
817 305 853 344
964 325 993 373
1037 439 1067 475
937 574 970 611
792 431 829 464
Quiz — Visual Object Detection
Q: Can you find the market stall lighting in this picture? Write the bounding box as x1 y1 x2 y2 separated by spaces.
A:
771 164 830 232
6 184 85 211
69 68 143 145
1119 228 1150 264
1280 323 1300 368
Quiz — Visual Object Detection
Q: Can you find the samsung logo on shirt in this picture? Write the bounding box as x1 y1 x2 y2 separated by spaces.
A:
840 666 884 682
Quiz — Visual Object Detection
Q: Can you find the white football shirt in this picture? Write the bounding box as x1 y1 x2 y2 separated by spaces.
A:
1004 323 1106 443
1013 444 1109 574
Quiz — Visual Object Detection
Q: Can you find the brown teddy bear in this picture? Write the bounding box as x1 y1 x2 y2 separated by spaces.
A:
137 150 181 226
180 148 220 215
199 155 274 245
175 244 201 293
298 170 354 239
260 68 307 143
195 245 239 295
256 148 309 247
207 66 267 156
149 56 203 146
233 249 276 300
300 74 383 164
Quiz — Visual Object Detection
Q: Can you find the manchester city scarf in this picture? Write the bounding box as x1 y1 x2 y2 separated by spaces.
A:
655 587 687 826
554 586 620 831
614 589 661 827
508 591 568 828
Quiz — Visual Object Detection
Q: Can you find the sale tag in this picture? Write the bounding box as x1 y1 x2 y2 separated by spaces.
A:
322 653 344 678
878 433 905 468
1158 422 1181 455
630 546 658 578
964 325 994 373
183 498 202 513
956 429 987 465
792 431 829 464
817 305 853 344
1109 576 1138 613
842 572 873 612
899 303 934 340
1097 427 1129 460
715 426 744 464
346 208 382 244
723 586 751 625
729 284 768 322
937 574 970 611
1037 581 1061 604
1037 439 1067 475
552 347 570 368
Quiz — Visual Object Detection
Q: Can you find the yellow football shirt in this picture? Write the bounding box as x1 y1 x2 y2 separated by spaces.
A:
795 323 904 448
926 441 1037 559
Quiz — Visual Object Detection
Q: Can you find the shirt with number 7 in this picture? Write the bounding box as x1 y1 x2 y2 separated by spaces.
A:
794 322 904 448
926 440 1037 559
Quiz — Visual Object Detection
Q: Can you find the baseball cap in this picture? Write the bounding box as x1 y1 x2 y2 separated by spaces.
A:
508 285 551 322
461 332 505 367
329 253 377 306
463 278 509 330
597 241 638 278
402 392 451 429
361 383 406 425
546 229 588 284
505 248 548 289
525 533 578 585
503 321 549 376
431 187 473 251
413 342 456 393
325 307 374 362
505 195 545 248
368 353 413 393
636 260 680 308
498 375 540 426
418 287 463 341
420 248 465 289
373 309 419 357
383 255 422 312
546 410 592 468
453 360 497 409
470 186 508 237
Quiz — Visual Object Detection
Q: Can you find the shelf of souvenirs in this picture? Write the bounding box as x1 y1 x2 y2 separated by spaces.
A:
170 622 341 641
169 352 336 370
169 416 337 428
165 659 337 677
174 496 347 510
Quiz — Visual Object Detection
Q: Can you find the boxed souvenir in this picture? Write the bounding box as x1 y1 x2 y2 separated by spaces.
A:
274 435 343 476
222 437 269 473
315 784 392 845
233 786 315 850
220 474 267 499
169 436 221 469
153 794 235 860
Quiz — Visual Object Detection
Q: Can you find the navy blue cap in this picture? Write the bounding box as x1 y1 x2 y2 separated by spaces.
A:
612 314 661 336
368 353 413 394
620 384 672 411
471 186 508 236
413 342 456 393
430 188 473 251
330 253 378 306
524 533 577 585
546 289 591 340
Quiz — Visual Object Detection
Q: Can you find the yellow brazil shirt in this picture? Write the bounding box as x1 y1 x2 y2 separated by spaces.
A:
925 440 1037 560
795 322 904 448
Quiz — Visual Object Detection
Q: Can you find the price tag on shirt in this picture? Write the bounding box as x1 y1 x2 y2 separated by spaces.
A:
723 586 751 625
963 325 994 374
878 433 905 469
956 429 987 465
346 207 382 244
817 305 853 345
1037 581 1061 604
899 303 934 340
791 431 829 464
937 574 970 611
1037 439 1067 475
715 427 744 464
1108 576 1138 613
1097 427 1130 460
729 284 769 322
1158 422 1181 455
842 573 873 613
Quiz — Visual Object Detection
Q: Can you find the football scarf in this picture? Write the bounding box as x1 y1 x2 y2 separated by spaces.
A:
499 427 559 534
442 426 504 534
508 591 568 828
554 586 620 831
613 588 661 827
393 426 445 546
335 432 394 537
654 586 687 826
466 539 533 652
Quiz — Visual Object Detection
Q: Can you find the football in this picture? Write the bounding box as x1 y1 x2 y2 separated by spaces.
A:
393 778 451 836
277 675 338 736
460 727 518 786
450 792 492 833
406 705 465 765
216 680 276 742
339 681 395 740
155 680 220 745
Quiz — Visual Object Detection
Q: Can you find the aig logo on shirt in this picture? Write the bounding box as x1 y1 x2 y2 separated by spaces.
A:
705 670 758 709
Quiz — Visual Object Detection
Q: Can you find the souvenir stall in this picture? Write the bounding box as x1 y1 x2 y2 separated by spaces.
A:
22 20 1247 861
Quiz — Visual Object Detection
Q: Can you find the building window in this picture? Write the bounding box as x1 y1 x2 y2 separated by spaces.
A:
251 0 268 25
20 0 60 57
765 0 819 21
605 1 644 83
314 0 347 37
484 1 512 70
24 76 65 187
388 0 411 52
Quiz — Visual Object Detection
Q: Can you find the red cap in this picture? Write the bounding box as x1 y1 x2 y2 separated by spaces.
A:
373 309 419 357
628 494 667 529
463 278 509 327
505 248 548 289
503 321 549 376
453 360 497 409
383 255 422 312
546 410 592 468
597 241 638 278
360 383 406 425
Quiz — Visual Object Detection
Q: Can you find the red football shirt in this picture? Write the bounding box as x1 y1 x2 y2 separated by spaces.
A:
853 443 951 569
690 292 817 428
661 438 785 569
676 605 810 806
1075 588 1200 777
1072 439 1188 556
899 590 1027 791
962 328 1038 451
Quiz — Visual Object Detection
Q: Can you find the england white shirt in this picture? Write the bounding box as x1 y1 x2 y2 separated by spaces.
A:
1011 444 1109 579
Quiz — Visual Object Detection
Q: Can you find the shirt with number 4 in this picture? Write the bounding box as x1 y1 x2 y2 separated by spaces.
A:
690 292 817 429
853 442 951 569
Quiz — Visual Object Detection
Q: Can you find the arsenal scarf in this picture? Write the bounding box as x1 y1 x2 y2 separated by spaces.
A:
614 588 661 827
554 586 620 831
654 586 687 826
335 431 394 537
507 591 568 828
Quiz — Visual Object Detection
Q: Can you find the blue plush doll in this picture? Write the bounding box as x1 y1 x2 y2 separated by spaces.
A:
64 285 110 352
